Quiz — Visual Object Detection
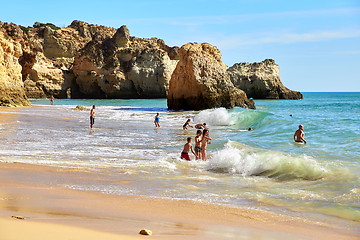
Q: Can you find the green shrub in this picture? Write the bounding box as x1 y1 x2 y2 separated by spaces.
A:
19 25 30 34
33 22 60 30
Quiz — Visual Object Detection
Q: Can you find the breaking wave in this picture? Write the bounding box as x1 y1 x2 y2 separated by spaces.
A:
205 141 342 181
193 108 271 129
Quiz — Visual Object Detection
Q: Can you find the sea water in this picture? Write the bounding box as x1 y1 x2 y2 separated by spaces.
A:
0 93 359 231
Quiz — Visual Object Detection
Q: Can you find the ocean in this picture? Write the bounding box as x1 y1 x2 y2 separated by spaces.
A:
0 92 359 231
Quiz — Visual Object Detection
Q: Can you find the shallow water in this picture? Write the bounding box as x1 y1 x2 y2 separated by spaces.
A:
0 93 359 231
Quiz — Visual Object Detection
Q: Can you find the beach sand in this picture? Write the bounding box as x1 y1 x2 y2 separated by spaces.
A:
0 107 359 240
0 162 359 240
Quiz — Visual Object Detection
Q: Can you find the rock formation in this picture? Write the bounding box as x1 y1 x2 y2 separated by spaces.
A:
72 25 179 98
20 21 117 99
227 59 303 99
0 20 302 108
0 22 30 106
167 43 255 110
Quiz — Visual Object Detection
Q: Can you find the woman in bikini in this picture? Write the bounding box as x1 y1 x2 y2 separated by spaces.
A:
200 129 212 161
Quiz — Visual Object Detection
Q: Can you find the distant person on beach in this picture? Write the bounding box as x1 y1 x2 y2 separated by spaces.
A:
50 95 54 105
194 130 202 160
195 123 207 129
294 124 307 144
201 129 212 161
90 105 95 129
181 137 196 161
183 119 192 130
154 113 160 128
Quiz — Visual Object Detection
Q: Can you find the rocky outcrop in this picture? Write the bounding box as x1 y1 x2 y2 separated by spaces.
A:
227 59 303 99
0 20 179 102
72 25 179 98
167 43 255 110
0 22 30 106
20 21 116 99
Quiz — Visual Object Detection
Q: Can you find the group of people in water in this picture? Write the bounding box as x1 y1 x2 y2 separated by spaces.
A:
181 120 212 161
88 108 306 161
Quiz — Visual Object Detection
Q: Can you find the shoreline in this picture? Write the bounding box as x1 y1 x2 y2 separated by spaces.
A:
0 162 359 240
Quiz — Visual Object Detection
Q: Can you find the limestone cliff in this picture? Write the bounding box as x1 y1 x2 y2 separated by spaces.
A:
0 22 30 106
167 43 255 110
227 59 303 99
72 25 179 98
20 21 116 98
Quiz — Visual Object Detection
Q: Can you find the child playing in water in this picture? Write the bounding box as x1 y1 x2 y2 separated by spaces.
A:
181 137 196 161
201 129 212 161
154 113 160 128
183 119 192 130
194 130 202 160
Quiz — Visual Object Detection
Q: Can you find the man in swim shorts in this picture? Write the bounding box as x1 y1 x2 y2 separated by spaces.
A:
294 124 307 144
194 130 202 160
181 137 196 161
90 105 95 129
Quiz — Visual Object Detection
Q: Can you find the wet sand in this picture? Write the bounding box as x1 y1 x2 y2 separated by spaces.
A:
0 162 358 240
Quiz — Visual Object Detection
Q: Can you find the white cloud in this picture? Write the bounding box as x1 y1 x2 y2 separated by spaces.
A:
211 28 360 49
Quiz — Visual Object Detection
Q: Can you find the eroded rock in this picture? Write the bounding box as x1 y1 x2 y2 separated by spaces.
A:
227 59 303 99
167 43 255 110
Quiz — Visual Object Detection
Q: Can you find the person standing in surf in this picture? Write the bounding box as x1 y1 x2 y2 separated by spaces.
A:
90 105 95 129
181 137 196 161
154 113 160 128
194 130 202 160
294 124 307 144
201 129 212 161
50 95 54 105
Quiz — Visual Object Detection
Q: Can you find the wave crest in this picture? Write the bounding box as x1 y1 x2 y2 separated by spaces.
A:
206 141 330 181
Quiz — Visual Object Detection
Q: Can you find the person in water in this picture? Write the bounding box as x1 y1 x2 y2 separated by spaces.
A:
195 123 207 129
194 130 202 160
181 137 196 161
50 95 54 105
294 124 307 144
90 105 96 129
201 129 212 161
183 119 192 130
154 113 160 128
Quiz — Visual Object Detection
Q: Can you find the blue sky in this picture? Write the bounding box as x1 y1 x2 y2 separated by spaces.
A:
2 0 360 92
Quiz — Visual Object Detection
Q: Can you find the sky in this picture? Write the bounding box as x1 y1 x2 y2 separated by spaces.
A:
2 0 360 92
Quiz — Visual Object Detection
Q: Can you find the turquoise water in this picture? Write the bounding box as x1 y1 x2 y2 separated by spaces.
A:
1 92 359 231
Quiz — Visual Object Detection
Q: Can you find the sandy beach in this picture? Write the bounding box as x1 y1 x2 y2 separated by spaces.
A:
0 161 358 240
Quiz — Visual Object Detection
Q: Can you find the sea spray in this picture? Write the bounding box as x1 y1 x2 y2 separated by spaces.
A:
206 141 330 180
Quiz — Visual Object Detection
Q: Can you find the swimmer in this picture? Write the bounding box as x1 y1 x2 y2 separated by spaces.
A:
183 119 192 130
200 129 212 161
195 123 207 129
181 137 196 161
294 124 307 144
154 113 160 128
194 130 202 160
